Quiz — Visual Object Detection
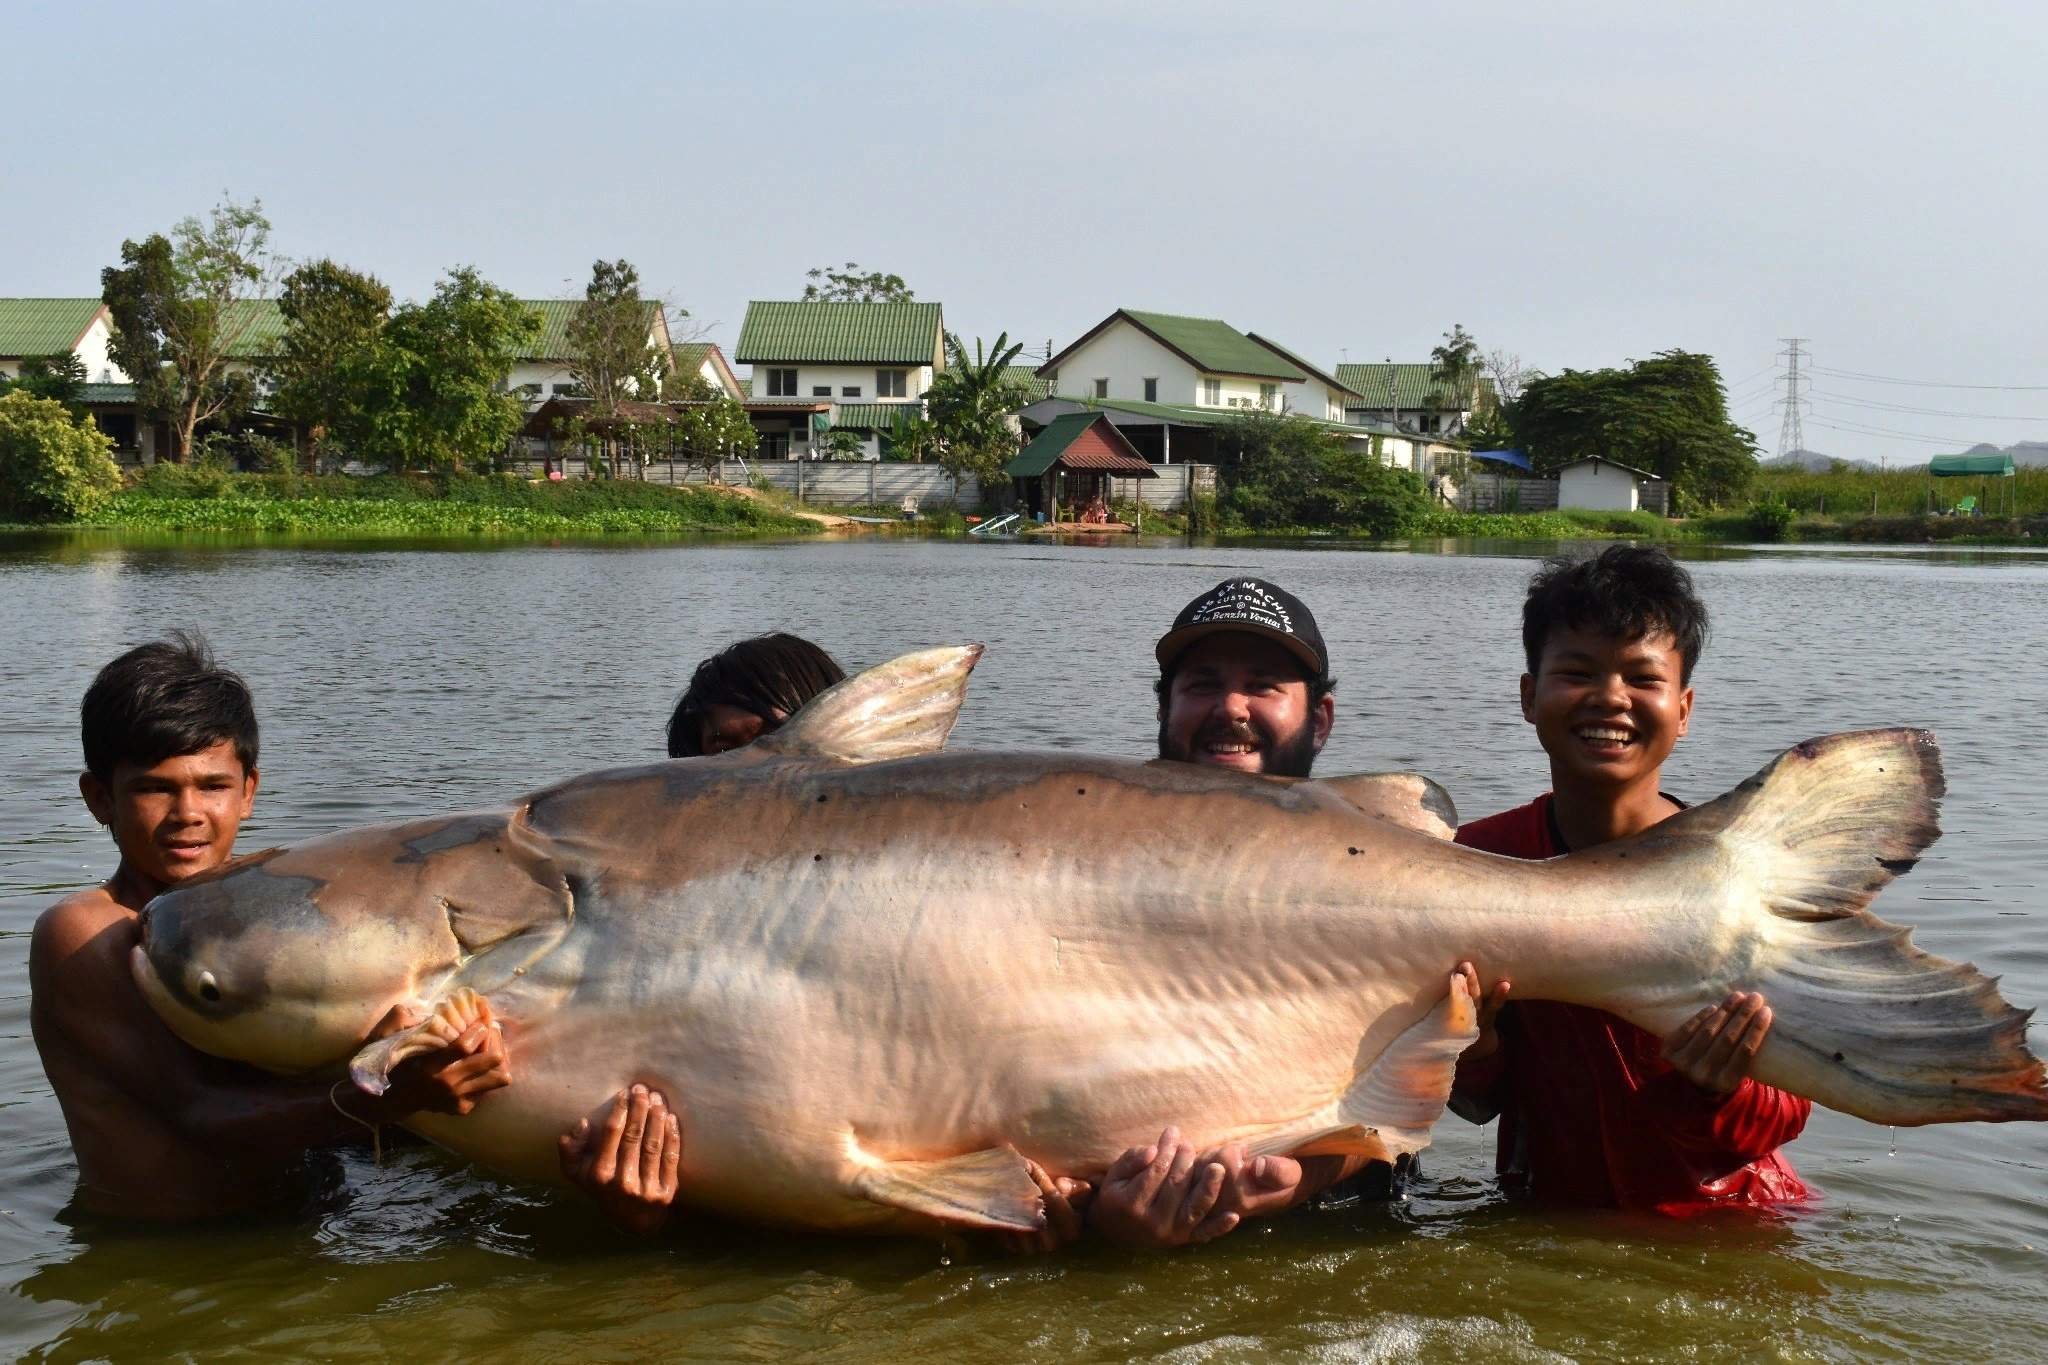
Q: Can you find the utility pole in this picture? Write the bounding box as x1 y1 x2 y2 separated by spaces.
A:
1775 338 1808 459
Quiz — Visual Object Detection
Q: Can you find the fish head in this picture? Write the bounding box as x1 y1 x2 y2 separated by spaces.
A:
131 810 567 1074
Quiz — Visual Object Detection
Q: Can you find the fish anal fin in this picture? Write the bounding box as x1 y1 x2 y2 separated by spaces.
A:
1316 771 1457 839
755 645 983 765
348 988 493 1096
850 1142 1044 1233
1243 972 1478 1164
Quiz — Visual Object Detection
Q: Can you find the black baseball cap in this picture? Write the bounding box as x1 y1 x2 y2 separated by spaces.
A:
1155 577 1328 681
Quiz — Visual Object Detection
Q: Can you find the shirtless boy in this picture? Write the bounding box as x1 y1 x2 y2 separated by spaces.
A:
30 634 513 1220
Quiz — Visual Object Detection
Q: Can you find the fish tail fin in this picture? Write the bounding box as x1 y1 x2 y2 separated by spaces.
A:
1682 728 2047 1124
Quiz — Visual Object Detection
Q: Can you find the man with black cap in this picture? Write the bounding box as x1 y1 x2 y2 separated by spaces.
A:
1152 577 1333 778
1053 578 1405 1251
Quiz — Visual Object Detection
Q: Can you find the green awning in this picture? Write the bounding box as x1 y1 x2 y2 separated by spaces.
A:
1930 453 2015 477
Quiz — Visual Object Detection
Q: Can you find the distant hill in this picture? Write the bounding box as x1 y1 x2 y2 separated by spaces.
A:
1763 441 2048 472
1965 440 2048 468
1761 449 1878 472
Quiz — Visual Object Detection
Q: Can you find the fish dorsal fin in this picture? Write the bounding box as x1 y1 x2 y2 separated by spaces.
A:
754 644 984 764
1316 771 1457 838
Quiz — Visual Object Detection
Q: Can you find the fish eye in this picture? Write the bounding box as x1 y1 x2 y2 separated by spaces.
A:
197 970 222 1003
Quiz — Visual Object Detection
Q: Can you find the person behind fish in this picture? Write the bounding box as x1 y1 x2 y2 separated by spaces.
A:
666 633 847 757
1447 546 1812 1210
1073 579 1408 1249
29 633 512 1221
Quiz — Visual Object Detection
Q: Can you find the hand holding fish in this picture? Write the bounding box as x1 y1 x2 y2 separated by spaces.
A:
1661 992 1774 1097
559 1084 682 1236
1452 961 1513 1062
1090 1127 1249 1249
997 1161 1093 1255
358 996 511 1120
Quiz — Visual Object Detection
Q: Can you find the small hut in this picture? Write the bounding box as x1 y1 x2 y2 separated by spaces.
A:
1006 413 1157 526
1929 451 2017 515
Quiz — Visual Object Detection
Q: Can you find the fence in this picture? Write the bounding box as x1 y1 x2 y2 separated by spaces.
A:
506 459 1218 512
1455 476 1669 516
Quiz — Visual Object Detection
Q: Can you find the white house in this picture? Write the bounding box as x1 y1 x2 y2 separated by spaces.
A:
1245 333 1364 423
1333 362 1494 437
1557 456 1661 512
0 298 127 382
1039 309 1304 411
508 300 676 404
733 300 945 459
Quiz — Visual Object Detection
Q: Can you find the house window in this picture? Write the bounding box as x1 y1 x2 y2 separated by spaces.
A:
766 368 798 397
1093 378 1108 398
842 385 861 399
1259 383 1279 409
876 368 907 398
1143 377 1158 402
1419 413 1443 434
813 385 832 397
515 383 542 400
1202 378 1222 405
552 382 586 397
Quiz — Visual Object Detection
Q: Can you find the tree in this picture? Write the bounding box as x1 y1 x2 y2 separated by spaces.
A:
346 268 541 473
101 195 275 461
926 332 1030 498
269 259 392 467
1427 323 1487 433
0 353 89 417
1510 350 1758 512
1216 410 1427 537
1483 348 1536 407
882 410 938 464
565 259 666 477
802 262 914 303
0 390 123 522
672 396 758 483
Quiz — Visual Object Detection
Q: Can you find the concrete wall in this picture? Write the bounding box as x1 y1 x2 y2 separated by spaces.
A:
1457 476 1562 513
1559 461 1640 511
502 459 1218 512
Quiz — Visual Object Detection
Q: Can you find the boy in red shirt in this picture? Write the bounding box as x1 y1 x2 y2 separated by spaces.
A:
1449 546 1811 1212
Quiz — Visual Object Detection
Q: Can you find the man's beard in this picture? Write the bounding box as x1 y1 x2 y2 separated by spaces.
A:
1156 716 1319 778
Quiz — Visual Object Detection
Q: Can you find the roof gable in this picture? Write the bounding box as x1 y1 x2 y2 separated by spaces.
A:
518 299 667 363
0 298 106 358
734 301 944 366
1334 362 1495 411
1042 309 1306 382
1006 412 1153 477
1245 333 1361 398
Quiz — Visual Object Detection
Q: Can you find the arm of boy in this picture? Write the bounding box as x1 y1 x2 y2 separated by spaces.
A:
1655 990 1811 1160
1449 960 1513 1124
559 1084 683 1236
33 897 510 1161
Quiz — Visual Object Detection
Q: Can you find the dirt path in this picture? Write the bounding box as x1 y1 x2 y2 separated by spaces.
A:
708 483 862 529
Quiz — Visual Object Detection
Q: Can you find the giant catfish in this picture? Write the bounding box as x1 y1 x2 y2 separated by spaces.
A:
131 646 2048 1236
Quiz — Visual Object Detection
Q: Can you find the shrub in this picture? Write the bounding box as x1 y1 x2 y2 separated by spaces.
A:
0 390 123 522
1747 494 1796 541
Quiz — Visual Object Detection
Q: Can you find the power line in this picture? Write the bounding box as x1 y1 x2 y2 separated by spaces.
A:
1810 389 2048 422
1807 417 1987 447
1811 365 2048 392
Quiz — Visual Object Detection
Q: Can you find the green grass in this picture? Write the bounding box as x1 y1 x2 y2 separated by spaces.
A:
1754 465 2047 518
56 470 822 538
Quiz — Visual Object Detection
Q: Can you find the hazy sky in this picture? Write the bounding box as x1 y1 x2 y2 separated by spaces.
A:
7 0 2045 462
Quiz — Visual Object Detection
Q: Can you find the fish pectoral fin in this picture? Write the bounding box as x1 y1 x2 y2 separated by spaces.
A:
754 645 983 765
1315 771 1457 839
348 988 493 1097
849 1143 1045 1233
1248 1123 1390 1163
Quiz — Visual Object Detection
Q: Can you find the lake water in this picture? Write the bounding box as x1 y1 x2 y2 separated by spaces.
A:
3 533 2045 1362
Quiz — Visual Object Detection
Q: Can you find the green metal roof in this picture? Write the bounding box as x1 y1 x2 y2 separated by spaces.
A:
1930 452 2016 476
80 382 138 404
1004 364 1053 400
518 299 663 362
672 341 714 371
1033 395 1374 437
1246 333 1361 397
1334 362 1495 411
1105 310 1304 381
1005 412 1152 478
822 401 923 431
733 301 944 365
220 298 286 359
0 298 104 358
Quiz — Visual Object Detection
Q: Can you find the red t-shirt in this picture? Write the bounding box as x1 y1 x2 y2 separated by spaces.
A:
1450 796 1812 1213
